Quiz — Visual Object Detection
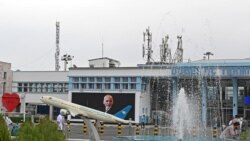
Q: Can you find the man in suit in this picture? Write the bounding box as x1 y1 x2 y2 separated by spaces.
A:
103 94 114 114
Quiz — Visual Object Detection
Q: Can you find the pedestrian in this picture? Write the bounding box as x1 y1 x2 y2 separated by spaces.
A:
140 115 145 129
57 109 65 131
220 120 240 140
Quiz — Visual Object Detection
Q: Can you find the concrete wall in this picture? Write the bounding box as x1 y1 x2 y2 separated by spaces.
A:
0 61 12 93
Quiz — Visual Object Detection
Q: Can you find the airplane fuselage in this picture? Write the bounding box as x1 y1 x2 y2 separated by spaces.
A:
40 96 131 124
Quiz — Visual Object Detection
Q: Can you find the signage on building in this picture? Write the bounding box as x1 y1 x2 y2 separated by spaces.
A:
244 96 250 105
171 66 250 77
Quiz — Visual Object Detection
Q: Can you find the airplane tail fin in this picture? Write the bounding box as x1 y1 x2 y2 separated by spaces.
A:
114 105 132 119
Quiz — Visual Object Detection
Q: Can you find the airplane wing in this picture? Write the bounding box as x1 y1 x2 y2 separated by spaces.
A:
68 109 79 117
114 105 132 119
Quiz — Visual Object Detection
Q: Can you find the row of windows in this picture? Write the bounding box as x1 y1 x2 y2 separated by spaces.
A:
72 83 137 90
17 82 68 93
72 77 137 83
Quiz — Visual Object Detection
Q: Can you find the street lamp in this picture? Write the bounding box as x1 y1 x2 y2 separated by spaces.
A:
21 93 26 122
61 54 74 71
203 52 214 60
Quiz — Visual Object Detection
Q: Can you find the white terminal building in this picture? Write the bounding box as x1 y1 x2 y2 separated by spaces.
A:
1 57 250 126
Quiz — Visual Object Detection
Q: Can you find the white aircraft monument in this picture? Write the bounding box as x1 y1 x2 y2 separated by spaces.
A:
40 96 134 141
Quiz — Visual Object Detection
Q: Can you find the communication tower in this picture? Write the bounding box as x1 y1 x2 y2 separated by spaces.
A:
160 35 172 63
173 36 183 63
55 21 60 71
142 27 153 63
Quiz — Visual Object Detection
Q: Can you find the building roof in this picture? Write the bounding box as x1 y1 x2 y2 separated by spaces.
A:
174 58 250 67
88 57 120 63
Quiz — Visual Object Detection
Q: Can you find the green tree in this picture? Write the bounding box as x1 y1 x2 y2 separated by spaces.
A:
36 117 65 141
0 115 11 141
16 121 43 141
15 117 65 141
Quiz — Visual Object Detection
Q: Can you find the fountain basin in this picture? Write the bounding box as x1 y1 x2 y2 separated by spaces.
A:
113 136 233 141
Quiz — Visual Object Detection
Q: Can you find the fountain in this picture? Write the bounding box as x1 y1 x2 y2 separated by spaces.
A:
113 87 232 141
172 88 197 140
113 66 232 141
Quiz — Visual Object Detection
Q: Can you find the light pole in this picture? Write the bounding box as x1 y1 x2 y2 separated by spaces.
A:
21 93 26 122
203 52 214 60
61 54 74 71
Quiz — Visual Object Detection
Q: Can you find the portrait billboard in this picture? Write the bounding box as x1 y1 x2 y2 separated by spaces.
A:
71 92 135 120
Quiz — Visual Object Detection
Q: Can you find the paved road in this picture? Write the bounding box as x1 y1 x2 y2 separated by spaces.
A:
64 123 208 141
65 123 226 141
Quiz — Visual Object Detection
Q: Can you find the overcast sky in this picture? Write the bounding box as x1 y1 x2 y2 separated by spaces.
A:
1 0 250 71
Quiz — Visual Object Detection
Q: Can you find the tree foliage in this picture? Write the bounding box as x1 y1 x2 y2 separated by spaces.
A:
14 117 65 141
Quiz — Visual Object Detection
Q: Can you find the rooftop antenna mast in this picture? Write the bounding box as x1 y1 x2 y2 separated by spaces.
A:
173 36 183 63
142 27 153 63
55 21 60 71
102 40 104 58
160 35 172 63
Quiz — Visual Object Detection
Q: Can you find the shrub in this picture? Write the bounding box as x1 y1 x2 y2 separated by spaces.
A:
0 115 11 141
14 117 65 141
36 117 65 141
16 121 43 141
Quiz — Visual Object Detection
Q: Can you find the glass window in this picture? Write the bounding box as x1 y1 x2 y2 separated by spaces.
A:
58 83 63 92
81 83 87 89
24 83 28 87
18 83 22 87
131 77 136 82
89 83 94 89
97 77 102 82
105 84 110 89
96 83 102 89
23 83 28 92
130 84 136 90
225 87 233 100
52 83 58 92
17 83 22 92
72 77 79 82
18 87 22 92
73 83 79 89
32 83 37 92
89 77 94 82
3 72 7 79
115 84 120 89
115 77 120 82
238 87 244 101
81 77 87 82
122 77 128 82
37 83 42 92
105 77 111 82
42 83 47 92
46 83 52 92
64 83 68 92
122 84 128 89
29 83 33 92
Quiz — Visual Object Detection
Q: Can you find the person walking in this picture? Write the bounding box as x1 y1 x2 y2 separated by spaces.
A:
57 109 65 131
140 115 145 129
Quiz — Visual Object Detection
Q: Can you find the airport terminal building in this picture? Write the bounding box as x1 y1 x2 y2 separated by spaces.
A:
1 58 250 126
